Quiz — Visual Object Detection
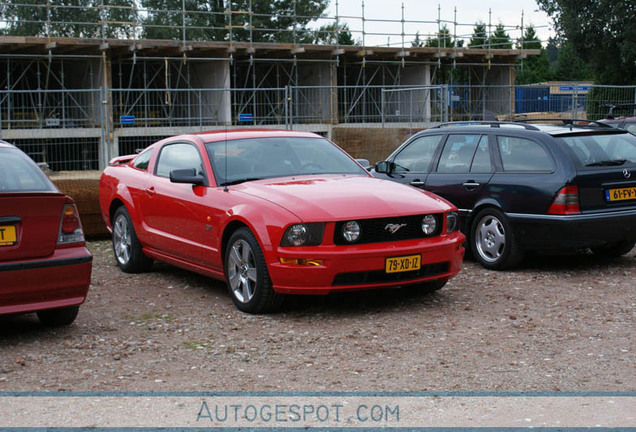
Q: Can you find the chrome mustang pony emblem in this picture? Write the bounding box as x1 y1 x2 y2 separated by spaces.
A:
385 223 407 234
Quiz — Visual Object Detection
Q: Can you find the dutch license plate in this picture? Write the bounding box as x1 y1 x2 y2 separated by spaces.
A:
0 225 17 246
605 187 636 202
385 254 421 274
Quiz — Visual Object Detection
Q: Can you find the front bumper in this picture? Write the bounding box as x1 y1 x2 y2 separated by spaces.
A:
0 246 92 315
507 208 636 250
268 232 465 295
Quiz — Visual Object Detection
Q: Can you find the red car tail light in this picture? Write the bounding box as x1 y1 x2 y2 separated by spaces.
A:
58 198 85 245
548 186 581 215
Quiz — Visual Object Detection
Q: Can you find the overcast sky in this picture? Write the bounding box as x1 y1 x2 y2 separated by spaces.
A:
318 0 554 47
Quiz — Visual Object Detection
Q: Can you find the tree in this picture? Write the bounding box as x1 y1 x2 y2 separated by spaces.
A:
426 25 454 48
515 26 552 84
553 40 592 81
537 0 636 84
411 31 424 48
468 22 487 48
2 0 138 38
313 22 355 45
490 23 512 49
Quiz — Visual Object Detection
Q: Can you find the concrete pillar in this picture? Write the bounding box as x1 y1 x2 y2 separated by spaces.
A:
394 64 432 122
484 65 515 119
190 61 231 126
296 62 333 123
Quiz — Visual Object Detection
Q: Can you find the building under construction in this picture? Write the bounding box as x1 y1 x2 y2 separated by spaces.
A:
0 1 540 170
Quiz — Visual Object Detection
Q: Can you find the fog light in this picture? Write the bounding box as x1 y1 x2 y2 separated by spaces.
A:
279 258 323 266
422 214 437 235
342 221 361 242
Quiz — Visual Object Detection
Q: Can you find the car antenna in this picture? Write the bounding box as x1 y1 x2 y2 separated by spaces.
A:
223 129 229 192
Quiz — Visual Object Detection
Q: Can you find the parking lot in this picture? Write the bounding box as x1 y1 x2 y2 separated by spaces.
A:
1 240 635 392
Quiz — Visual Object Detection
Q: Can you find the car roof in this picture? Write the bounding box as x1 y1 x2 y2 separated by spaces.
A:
191 129 321 143
419 121 626 138
0 140 16 149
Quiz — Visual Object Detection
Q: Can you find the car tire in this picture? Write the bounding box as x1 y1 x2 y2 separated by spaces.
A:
420 280 447 294
225 228 283 314
36 306 79 327
591 240 636 257
471 208 523 270
112 206 153 273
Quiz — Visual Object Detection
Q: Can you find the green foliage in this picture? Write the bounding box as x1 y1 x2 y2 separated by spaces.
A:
537 0 636 84
490 23 512 49
468 22 487 48
2 0 138 38
554 41 593 81
313 22 356 45
426 25 455 48
515 25 552 85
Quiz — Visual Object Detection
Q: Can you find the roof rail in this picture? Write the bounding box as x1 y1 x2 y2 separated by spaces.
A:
514 118 614 129
600 103 636 119
432 121 541 131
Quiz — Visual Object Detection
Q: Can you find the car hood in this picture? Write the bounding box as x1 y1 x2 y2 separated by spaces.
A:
231 175 454 221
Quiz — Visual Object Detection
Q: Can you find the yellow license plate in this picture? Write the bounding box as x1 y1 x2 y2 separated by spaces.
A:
0 225 17 246
385 254 421 274
606 187 636 202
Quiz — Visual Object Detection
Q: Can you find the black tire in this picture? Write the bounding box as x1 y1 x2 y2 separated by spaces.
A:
224 228 283 314
471 208 523 270
37 306 79 327
420 280 447 294
591 240 636 257
111 206 153 273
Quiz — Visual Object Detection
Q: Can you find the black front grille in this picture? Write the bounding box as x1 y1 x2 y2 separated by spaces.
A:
332 262 449 286
333 214 442 245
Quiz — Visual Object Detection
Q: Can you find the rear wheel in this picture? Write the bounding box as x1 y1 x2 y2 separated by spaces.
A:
471 208 523 270
591 240 636 257
37 306 79 327
112 206 153 273
225 228 283 314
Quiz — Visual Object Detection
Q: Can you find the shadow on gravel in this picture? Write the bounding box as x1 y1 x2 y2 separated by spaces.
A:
0 314 49 338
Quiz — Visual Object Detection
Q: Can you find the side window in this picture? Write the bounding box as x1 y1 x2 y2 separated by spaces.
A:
393 135 444 173
155 143 205 178
470 136 492 173
133 149 153 171
497 136 554 172
436 135 481 173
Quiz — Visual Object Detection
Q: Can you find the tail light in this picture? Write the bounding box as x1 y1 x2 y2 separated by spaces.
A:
58 197 85 245
548 186 581 215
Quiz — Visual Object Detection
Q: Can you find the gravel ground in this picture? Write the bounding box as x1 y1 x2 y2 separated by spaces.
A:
1 240 635 392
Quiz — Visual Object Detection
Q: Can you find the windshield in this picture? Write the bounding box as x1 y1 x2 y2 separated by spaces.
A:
205 137 368 186
0 148 57 193
558 132 636 167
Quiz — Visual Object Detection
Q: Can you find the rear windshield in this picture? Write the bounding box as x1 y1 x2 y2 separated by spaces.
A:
557 132 636 167
0 148 57 192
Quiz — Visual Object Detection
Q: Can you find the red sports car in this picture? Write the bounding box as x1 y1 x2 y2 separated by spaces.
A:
99 130 465 313
0 141 92 326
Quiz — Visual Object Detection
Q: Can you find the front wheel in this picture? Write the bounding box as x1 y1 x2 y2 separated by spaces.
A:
225 228 283 313
471 208 523 270
112 206 153 273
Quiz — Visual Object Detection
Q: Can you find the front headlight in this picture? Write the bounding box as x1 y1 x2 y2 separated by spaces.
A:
342 220 361 243
421 214 437 235
280 223 325 246
446 211 459 233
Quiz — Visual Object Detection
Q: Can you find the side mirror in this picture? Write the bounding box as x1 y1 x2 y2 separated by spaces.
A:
355 158 372 171
374 161 392 174
170 168 205 186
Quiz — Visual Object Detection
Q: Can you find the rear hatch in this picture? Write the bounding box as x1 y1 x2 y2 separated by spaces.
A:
556 131 636 211
0 193 67 262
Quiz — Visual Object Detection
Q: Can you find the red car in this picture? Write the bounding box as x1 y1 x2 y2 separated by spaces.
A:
99 130 465 313
0 141 92 326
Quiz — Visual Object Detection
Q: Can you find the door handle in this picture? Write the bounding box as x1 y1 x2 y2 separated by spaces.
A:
462 181 480 189
145 187 156 196
410 179 425 186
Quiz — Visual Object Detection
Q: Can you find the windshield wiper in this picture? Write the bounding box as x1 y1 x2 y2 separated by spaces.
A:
586 159 627 167
221 177 262 186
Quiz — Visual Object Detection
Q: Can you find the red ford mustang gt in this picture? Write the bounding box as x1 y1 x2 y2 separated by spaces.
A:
0 141 92 326
99 130 465 313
